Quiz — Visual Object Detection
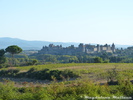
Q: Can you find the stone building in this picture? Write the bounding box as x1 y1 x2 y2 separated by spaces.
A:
38 43 115 55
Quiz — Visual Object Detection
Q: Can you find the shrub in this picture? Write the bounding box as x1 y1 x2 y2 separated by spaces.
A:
0 69 20 77
27 67 37 73
94 57 103 63
0 68 79 81
61 69 79 79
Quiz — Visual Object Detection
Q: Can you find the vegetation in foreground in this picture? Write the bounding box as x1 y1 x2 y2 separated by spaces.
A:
0 63 132 99
0 78 132 100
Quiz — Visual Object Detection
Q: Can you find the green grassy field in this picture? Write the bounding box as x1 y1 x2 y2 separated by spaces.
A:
13 63 133 71
5 63 133 82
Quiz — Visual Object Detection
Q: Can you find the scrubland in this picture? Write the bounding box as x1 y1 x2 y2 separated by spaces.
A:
0 63 133 100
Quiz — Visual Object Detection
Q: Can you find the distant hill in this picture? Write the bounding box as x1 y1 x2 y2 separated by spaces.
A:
0 37 131 50
0 37 79 50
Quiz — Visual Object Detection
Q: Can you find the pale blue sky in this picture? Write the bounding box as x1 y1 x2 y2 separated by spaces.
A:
0 0 133 45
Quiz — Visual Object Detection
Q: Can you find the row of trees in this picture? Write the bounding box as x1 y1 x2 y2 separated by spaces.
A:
29 54 110 64
30 50 133 64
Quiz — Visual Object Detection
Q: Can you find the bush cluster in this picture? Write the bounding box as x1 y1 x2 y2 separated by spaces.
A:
0 69 20 77
0 68 79 80
28 68 79 80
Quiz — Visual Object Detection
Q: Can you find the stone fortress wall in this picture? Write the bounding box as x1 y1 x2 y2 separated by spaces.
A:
38 43 115 55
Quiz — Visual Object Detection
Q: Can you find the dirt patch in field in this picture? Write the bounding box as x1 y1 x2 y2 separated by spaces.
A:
0 77 51 87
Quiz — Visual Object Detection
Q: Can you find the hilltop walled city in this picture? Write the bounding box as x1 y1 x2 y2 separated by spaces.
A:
38 43 116 55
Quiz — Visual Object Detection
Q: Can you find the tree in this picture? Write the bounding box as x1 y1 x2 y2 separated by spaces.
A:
0 49 6 65
0 49 5 57
5 45 22 66
94 57 103 63
31 59 38 65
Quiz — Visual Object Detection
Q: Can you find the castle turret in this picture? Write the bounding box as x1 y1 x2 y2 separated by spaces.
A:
60 45 62 48
112 43 115 52
97 44 100 52
78 43 85 52
49 44 54 48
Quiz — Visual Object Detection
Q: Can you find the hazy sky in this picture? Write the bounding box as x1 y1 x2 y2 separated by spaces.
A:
0 0 133 45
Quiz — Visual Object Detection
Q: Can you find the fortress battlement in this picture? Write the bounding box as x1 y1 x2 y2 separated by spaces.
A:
39 43 115 55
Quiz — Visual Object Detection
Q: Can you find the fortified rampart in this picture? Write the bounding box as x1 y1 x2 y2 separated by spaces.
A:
38 43 115 55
